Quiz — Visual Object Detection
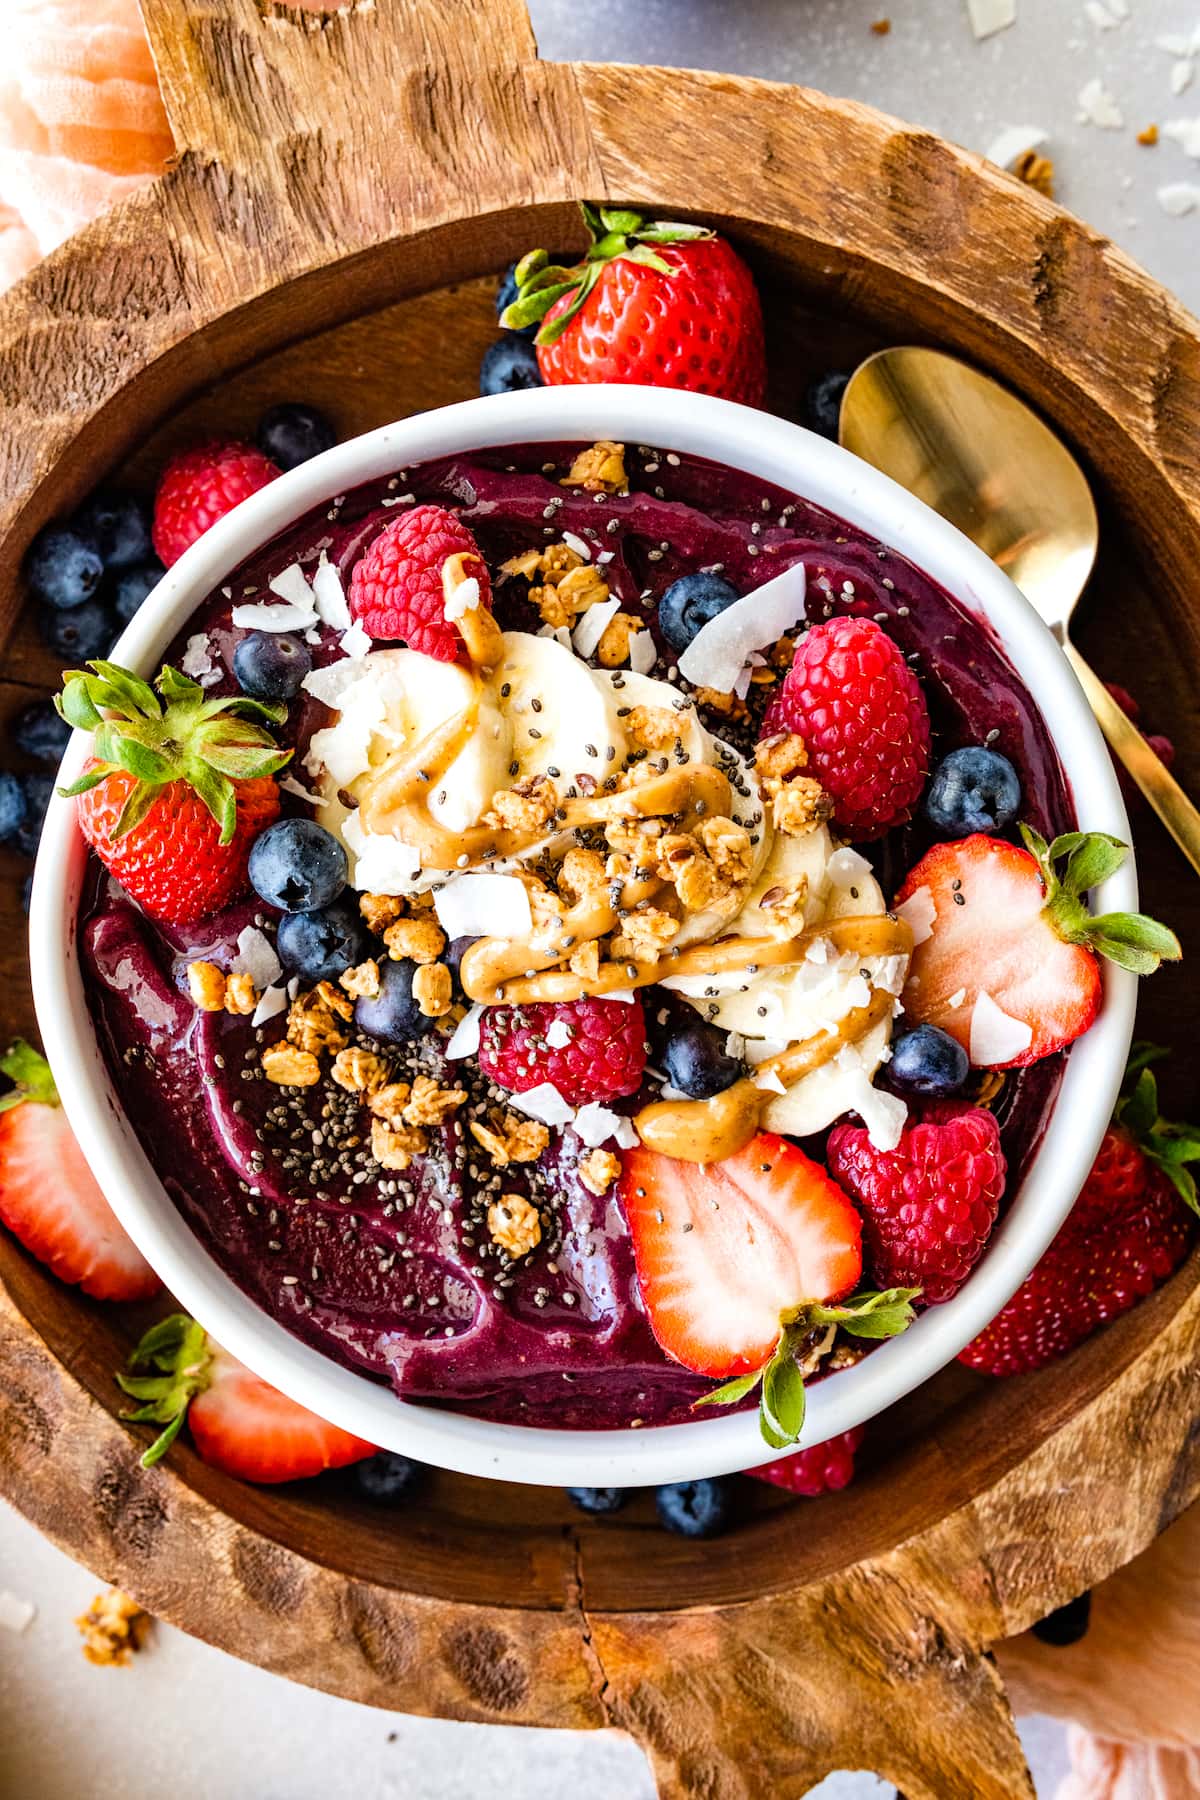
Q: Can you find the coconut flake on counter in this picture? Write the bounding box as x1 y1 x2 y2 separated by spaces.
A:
434 872 533 940
571 596 621 660
574 1102 640 1149
446 1004 484 1060
338 622 373 659
677 560 806 694
510 1083 576 1129
0 1591 36 1634
232 926 282 990
1084 0 1127 28
895 885 936 946
1172 61 1196 95
1159 182 1200 214
1077 77 1124 129
341 809 422 894
984 125 1049 170
966 0 1015 40
970 990 1033 1065
1164 117 1200 157
629 631 658 676
312 553 351 629
251 984 289 1028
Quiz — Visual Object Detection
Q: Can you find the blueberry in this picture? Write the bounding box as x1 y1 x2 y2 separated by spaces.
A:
234 630 313 701
888 1024 969 1097
925 746 1021 837
14 773 54 858
445 934 478 999
38 597 115 661
803 369 851 441
24 525 104 610
256 402 336 472
75 492 152 571
655 1478 732 1539
276 896 370 983
480 336 543 397
20 873 33 915
11 700 70 767
351 1450 424 1505
566 1487 629 1516
354 957 435 1045
248 818 347 913
0 771 27 843
112 560 165 624
661 1018 743 1099
658 572 741 655
1032 1591 1091 1647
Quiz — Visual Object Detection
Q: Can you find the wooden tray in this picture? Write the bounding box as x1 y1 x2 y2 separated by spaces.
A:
2 4 1199 1794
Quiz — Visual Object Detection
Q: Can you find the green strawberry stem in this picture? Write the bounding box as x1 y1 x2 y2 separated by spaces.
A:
117 1312 213 1468
0 1040 58 1114
56 660 291 846
501 203 713 346
1019 825 1180 976
693 1287 920 1450
1116 1043 1200 1217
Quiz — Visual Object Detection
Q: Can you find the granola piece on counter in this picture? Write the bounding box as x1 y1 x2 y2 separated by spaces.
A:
75 1588 150 1668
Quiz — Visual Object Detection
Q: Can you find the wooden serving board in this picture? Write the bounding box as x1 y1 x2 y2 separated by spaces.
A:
2 4 1199 1795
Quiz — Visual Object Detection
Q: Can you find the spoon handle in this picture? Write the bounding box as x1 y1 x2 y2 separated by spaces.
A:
1064 640 1200 876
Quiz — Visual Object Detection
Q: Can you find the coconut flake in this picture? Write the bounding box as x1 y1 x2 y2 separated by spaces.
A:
947 986 967 1009
849 1076 909 1151
302 657 367 708
1159 181 1200 214
510 1083 576 1128
312 554 351 629
970 990 1033 1065
280 773 323 806
985 125 1049 169
342 810 422 893
269 563 316 607
1171 61 1195 96
826 846 874 888
678 562 806 694
434 872 532 940
629 631 658 676
0 1591 36 1634
572 596 621 660
338 622 373 660
743 1036 789 1065
546 1019 572 1049
251 984 289 1028
446 1003 484 1060
752 1067 788 1095
1077 77 1124 128
181 632 216 680
1084 0 1125 28
562 531 591 562
895 885 937 946
574 1101 639 1148
966 0 1015 40
232 597 317 632
1164 116 1200 158
233 925 282 990
602 988 639 1004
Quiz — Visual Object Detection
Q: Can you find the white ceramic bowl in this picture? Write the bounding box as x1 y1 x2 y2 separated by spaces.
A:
30 385 1136 1487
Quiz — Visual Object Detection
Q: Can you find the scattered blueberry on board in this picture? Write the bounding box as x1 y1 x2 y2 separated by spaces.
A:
658 572 740 655
566 1487 629 1516
24 525 104 611
0 771 27 845
75 492 153 571
480 336 544 397
887 1024 969 1097
925 746 1022 837
256 402 337 472
354 957 435 1043
37 596 116 660
249 819 348 913
351 1451 425 1505
803 369 851 441
14 773 54 858
234 629 313 702
112 561 165 624
277 897 371 984
11 699 71 767
655 1478 733 1538
660 1017 744 1099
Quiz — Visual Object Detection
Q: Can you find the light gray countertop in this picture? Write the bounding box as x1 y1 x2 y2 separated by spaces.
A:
5 3 1193 1795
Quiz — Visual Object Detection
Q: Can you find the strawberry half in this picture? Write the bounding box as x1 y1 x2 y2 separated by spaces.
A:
897 828 1179 1068
57 660 291 925
118 1313 375 1483
619 1133 918 1449
0 1041 159 1302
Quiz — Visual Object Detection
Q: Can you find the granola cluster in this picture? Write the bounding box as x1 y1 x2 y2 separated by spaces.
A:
187 960 259 1016
754 732 833 838
501 539 610 631
75 1589 150 1667
561 440 628 494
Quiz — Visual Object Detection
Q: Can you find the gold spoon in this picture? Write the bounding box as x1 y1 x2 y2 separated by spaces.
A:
839 345 1200 873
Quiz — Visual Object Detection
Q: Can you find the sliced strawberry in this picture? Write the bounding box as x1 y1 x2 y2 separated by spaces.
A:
118 1314 375 1483
0 1041 159 1302
896 829 1179 1068
619 1134 918 1450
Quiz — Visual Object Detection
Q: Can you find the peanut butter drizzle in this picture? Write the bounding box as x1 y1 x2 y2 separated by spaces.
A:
634 985 898 1165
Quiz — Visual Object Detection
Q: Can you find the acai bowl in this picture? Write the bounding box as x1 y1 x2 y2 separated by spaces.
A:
29 384 1138 1486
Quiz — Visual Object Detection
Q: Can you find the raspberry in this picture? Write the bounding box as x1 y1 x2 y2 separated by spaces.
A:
960 1168 1193 1376
348 504 492 659
827 1104 1006 1304
152 441 280 568
479 996 647 1108
775 616 930 840
748 1427 865 1496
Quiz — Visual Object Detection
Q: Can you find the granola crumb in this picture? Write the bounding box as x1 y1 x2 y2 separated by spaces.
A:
403 1074 466 1127
1137 123 1159 146
1012 148 1055 198
75 1589 150 1667
187 960 226 1012
596 610 644 668
340 958 382 999
382 914 446 966
578 1148 621 1196
625 704 679 750
287 986 351 1056
263 1043 321 1087
469 1112 549 1166
692 684 749 723
772 777 834 837
223 971 258 1016
567 938 601 982
360 891 406 934
370 1115 427 1171
367 1081 412 1123
330 1046 390 1094
870 16 890 32
561 440 627 494
485 775 558 834
487 1194 542 1258
412 962 453 1018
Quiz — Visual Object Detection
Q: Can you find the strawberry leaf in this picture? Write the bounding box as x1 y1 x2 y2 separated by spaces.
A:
1113 1047 1200 1219
1020 824 1180 976
156 664 204 706
598 206 643 235
693 1367 764 1409
118 1313 211 1469
796 1286 922 1338
56 677 102 731
57 762 117 798
761 1350 806 1448
111 779 159 841
0 1039 58 1112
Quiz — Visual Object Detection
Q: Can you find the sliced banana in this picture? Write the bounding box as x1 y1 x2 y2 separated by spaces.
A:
497 631 627 792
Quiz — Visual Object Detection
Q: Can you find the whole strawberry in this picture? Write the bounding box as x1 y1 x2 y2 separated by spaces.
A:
349 504 493 658
153 440 280 567
775 616 931 840
749 1426 865 1496
502 204 766 406
479 996 647 1108
57 661 290 925
827 1104 1006 1304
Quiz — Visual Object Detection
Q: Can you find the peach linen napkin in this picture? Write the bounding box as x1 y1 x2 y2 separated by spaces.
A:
1 7 1199 1799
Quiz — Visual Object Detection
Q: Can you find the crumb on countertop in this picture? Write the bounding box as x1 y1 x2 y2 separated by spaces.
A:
75 1588 150 1667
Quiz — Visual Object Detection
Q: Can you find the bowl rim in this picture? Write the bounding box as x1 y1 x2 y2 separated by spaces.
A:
29 383 1137 1487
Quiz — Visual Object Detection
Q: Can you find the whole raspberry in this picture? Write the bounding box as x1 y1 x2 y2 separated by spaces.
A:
775 616 931 840
348 504 492 659
748 1427 864 1497
959 1168 1193 1377
153 441 280 568
827 1104 1006 1304
479 996 647 1108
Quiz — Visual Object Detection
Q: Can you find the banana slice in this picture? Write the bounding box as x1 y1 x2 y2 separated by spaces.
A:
497 631 628 791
